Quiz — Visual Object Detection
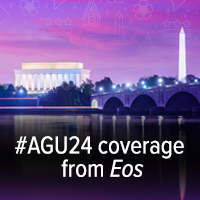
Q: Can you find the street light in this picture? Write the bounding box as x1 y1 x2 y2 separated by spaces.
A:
112 85 116 89
126 83 130 87
143 85 147 89
141 81 145 85
158 78 163 86
99 87 103 92
20 89 23 93
194 79 198 83
158 78 163 83
175 81 179 85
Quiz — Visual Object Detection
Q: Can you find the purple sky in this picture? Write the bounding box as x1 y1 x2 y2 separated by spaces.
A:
0 0 199 85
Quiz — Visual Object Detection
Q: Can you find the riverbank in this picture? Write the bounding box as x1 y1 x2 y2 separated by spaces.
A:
0 106 102 114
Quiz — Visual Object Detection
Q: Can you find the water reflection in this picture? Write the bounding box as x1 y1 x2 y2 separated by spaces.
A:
158 116 163 182
112 115 117 140
14 115 91 139
178 117 187 200
9 114 199 200
100 115 103 141
126 116 131 141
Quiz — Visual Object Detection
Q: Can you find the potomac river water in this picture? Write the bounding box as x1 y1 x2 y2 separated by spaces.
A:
0 114 199 200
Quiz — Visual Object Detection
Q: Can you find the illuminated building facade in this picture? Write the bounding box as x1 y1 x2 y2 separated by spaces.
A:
14 62 91 93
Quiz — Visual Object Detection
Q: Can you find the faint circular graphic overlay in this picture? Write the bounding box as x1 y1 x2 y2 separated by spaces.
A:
82 35 104 53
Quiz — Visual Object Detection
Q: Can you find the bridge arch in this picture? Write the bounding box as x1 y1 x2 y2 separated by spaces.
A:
103 97 124 113
130 94 157 114
91 99 98 108
165 91 200 114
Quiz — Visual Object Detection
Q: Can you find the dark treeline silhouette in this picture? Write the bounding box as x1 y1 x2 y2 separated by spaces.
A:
137 75 176 88
94 74 200 93
0 84 27 98
0 74 199 106
39 80 94 106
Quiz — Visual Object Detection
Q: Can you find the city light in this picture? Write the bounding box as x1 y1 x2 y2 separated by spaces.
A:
126 83 130 87
141 81 145 85
194 79 198 83
175 81 179 85
112 85 116 89
158 78 163 83
99 87 103 92
143 85 147 89
20 89 23 93
158 78 163 86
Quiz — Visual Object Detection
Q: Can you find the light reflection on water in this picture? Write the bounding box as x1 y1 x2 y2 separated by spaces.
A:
1 114 199 200
178 117 187 200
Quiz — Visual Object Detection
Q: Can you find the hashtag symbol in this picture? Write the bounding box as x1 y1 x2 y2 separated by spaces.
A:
15 136 27 154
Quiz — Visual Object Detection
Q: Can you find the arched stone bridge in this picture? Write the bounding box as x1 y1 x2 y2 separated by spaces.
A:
91 84 200 114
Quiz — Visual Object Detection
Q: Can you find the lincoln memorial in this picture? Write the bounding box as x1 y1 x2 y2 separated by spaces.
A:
14 62 91 93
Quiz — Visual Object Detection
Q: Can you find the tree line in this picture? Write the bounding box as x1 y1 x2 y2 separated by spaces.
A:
93 74 200 93
0 84 28 98
0 74 199 106
40 80 93 106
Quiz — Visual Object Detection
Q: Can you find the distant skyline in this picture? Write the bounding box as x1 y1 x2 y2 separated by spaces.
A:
0 0 199 85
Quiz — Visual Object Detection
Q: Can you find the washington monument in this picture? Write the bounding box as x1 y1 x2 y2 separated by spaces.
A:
179 27 187 83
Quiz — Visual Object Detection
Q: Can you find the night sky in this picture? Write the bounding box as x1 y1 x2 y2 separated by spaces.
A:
0 0 199 85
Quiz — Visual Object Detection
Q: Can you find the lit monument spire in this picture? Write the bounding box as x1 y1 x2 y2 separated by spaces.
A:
179 27 187 83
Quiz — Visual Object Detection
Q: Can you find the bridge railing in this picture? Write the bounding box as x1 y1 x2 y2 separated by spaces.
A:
91 82 200 97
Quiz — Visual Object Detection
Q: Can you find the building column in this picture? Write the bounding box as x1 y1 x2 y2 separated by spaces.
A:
15 74 18 87
53 74 56 88
64 74 68 83
36 74 39 91
62 74 65 83
35 74 39 91
35 74 37 90
52 74 55 88
27 74 30 90
28 74 32 91
23 74 26 88
23 74 29 90
51 74 54 89
52 74 55 89
46 74 50 90
70 74 73 84
73 74 76 86
40 74 44 91
60 74 62 85
58 74 63 86
76 74 81 88
19 74 23 86
44 74 47 91
56 74 59 87
68 74 70 84
43 74 45 90
16 74 19 87
47 74 49 90
38 74 41 91
16 74 21 87
26 75 29 91
32 74 36 91
50 74 53 90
